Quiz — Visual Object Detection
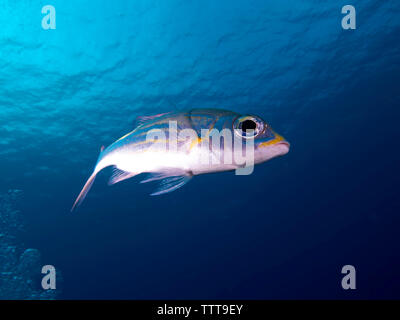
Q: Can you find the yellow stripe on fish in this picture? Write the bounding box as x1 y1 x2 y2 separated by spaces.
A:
258 133 285 148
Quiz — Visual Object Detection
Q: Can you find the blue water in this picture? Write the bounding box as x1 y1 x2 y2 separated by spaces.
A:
1 0 399 299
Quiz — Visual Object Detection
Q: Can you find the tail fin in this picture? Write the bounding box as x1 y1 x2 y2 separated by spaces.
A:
71 172 97 212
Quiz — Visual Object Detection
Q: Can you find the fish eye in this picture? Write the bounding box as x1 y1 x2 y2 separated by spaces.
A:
241 119 257 132
234 115 265 138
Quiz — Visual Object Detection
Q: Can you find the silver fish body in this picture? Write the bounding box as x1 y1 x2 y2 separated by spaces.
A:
72 109 289 210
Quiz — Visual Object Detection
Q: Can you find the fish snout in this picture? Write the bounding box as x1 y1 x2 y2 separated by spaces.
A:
275 140 290 155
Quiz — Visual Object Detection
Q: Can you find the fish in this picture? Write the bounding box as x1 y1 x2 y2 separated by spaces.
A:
71 108 290 211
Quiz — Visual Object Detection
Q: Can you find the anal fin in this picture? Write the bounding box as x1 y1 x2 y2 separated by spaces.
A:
108 167 138 185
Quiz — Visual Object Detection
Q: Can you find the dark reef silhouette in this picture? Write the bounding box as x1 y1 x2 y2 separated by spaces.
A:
0 190 61 299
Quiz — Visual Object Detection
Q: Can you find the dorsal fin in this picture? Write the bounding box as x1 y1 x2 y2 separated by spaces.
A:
134 112 171 128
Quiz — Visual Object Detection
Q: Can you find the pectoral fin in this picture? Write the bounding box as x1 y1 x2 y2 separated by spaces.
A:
151 175 192 196
140 171 193 196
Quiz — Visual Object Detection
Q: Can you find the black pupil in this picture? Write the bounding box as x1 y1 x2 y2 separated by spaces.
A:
241 120 257 132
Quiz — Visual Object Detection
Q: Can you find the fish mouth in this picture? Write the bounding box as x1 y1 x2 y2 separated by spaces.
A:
275 141 290 154
276 141 290 148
